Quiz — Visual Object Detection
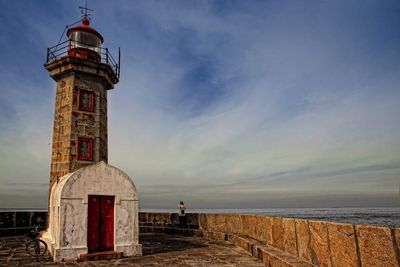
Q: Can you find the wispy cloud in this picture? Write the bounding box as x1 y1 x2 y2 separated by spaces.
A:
0 0 399 208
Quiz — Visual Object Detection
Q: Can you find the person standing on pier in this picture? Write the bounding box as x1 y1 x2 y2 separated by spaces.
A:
178 201 186 228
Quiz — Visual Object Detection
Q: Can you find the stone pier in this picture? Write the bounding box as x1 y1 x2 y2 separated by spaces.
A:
139 212 400 267
1 211 400 266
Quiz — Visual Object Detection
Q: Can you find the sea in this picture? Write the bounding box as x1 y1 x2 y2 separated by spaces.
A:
1 207 399 228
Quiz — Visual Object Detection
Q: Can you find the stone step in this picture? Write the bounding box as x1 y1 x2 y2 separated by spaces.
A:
201 231 317 267
78 251 123 261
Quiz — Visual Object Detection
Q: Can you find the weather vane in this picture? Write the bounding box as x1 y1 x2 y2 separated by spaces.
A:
79 1 93 19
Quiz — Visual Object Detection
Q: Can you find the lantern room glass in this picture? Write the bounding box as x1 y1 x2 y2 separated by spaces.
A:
69 31 102 54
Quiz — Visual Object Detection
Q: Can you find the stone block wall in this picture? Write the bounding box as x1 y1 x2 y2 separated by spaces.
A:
49 72 109 191
0 211 46 236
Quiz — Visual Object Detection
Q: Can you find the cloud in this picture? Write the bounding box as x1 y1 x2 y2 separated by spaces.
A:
0 0 399 208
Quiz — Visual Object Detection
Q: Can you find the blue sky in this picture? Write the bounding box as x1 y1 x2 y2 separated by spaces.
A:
0 0 399 208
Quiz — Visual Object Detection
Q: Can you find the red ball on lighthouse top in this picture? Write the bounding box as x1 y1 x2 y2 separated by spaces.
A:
82 17 90 25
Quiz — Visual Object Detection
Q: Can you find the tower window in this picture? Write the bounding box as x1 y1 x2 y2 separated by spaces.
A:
79 89 94 112
77 137 93 161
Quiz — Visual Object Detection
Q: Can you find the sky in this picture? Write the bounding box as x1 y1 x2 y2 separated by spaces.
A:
0 0 399 209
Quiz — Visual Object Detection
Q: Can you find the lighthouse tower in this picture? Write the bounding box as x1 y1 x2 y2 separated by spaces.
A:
45 15 119 192
43 11 141 262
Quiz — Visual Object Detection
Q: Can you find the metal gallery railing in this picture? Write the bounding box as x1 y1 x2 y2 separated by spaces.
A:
46 40 120 79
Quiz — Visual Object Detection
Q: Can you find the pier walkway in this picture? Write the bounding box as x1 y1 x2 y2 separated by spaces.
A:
0 233 264 266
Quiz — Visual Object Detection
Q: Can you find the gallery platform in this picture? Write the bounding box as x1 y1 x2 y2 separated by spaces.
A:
0 233 264 267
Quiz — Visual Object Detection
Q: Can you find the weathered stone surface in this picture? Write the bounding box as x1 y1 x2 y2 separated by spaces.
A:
226 214 242 234
149 213 170 226
203 231 227 240
0 233 264 266
251 216 262 240
170 212 179 226
48 68 112 194
309 220 330 266
265 216 273 246
255 216 269 243
356 225 398 267
241 215 255 238
282 218 297 256
230 234 250 252
259 242 315 267
327 222 359 267
208 214 227 232
0 211 47 237
395 228 400 256
139 212 148 223
199 213 208 230
295 219 311 262
15 212 30 228
242 215 260 240
0 212 15 229
186 213 199 228
272 217 284 250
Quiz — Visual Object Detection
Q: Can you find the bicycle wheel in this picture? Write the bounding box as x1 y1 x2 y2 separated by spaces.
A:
26 240 37 257
26 240 47 256
36 240 47 256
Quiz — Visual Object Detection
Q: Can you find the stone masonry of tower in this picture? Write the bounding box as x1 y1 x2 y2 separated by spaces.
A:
45 57 118 193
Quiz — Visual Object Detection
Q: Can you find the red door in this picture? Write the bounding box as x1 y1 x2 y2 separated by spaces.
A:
88 195 114 253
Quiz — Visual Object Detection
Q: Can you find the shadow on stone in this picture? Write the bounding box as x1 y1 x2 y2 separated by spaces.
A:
140 233 207 255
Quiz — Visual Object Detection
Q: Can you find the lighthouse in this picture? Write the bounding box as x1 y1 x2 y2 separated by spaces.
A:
43 10 141 262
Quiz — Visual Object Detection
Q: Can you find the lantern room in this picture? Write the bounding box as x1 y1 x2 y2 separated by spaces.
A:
46 15 120 81
67 17 103 62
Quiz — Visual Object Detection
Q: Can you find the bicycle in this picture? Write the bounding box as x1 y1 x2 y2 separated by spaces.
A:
25 225 47 262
